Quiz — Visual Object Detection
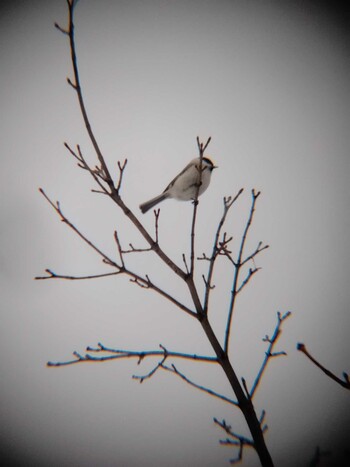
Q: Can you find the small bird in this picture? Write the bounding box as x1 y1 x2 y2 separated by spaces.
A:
139 157 217 214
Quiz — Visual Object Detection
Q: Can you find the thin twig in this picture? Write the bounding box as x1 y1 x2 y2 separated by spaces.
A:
116 159 127 192
114 230 125 268
236 267 261 294
37 190 196 318
183 138 213 318
241 241 269 266
189 137 211 276
48 343 218 367
57 0 192 284
250 311 292 398
203 189 244 315
161 363 238 406
133 347 168 383
64 0 115 191
52 5 275 465
35 269 121 281
214 418 253 464
182 254 190 275
297 343 350 390
38 188 119 267
224 189 262 355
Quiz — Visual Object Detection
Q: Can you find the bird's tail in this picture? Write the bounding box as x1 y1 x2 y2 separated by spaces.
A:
139 193 169 214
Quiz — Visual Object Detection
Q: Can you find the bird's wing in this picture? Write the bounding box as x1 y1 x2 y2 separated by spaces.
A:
162 160 194 193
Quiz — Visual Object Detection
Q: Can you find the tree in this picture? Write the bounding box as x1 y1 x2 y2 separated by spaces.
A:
36 1 293 465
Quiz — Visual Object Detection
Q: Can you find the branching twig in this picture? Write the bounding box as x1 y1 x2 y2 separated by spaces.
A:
214 418 253 464
55 0 188 284
47 343 218 367
47 4 278 466
236 267 261 294
241 241 269 266
203 190 244 315
36 190 196 318
161 363 238 406
133 345 168 383
114 230 125 268
189 137 211 278
61 0 115 192
224 190 267 355
35 269 121 281
297 343 350 390
38 188 120 267
116 159 127 192
250 311 292 398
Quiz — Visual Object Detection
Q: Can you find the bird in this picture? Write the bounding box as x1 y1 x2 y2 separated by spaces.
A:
139 157 217 214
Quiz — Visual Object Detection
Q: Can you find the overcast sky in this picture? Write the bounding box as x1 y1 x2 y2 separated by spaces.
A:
1 1 349 466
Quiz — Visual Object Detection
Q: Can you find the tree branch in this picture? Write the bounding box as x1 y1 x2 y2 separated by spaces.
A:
224 189 265 355
47 343 218 367
161 363 238 406
250 311 292 398
203 190 244 315
35 269 121 281
189 137 211 277
48 4 278 465
36 190 196 318
64 0 115 191
214 418 253 464
297 343 350 390
57 0 189 285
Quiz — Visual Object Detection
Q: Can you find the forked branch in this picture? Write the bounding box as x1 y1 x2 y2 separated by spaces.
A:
42 3 287 466
47 343 218 367
250 311 292 398
224 190 269 355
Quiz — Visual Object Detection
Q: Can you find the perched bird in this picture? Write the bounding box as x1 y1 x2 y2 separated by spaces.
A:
139 157 217 214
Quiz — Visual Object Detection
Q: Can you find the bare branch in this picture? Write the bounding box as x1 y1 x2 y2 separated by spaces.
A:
189 137 211 277
197 136 212 152
35 269 121 281
38 188 119 267
297 343 350 390
54 22 69 35
64 0 115 191
203 189 244 315
241 377 251 400
241 241 269 266
236 266 261 294
182 254 190 275
116 159 128 192
259 410 268 434
47 343 218 367
48 4 277 464
161 363 238 406
114 230 125 268
216 424 252 446
153 208 160 244
122 243 153 254
59 0 194 289
121 210 161 254
214 418 253 464
133 346 168 383
64 143 109 193
128 273 196 317
37 190 196 317
250 311 292 398
224 189 264 355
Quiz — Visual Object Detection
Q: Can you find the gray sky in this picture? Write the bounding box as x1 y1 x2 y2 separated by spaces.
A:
1 1 349 466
